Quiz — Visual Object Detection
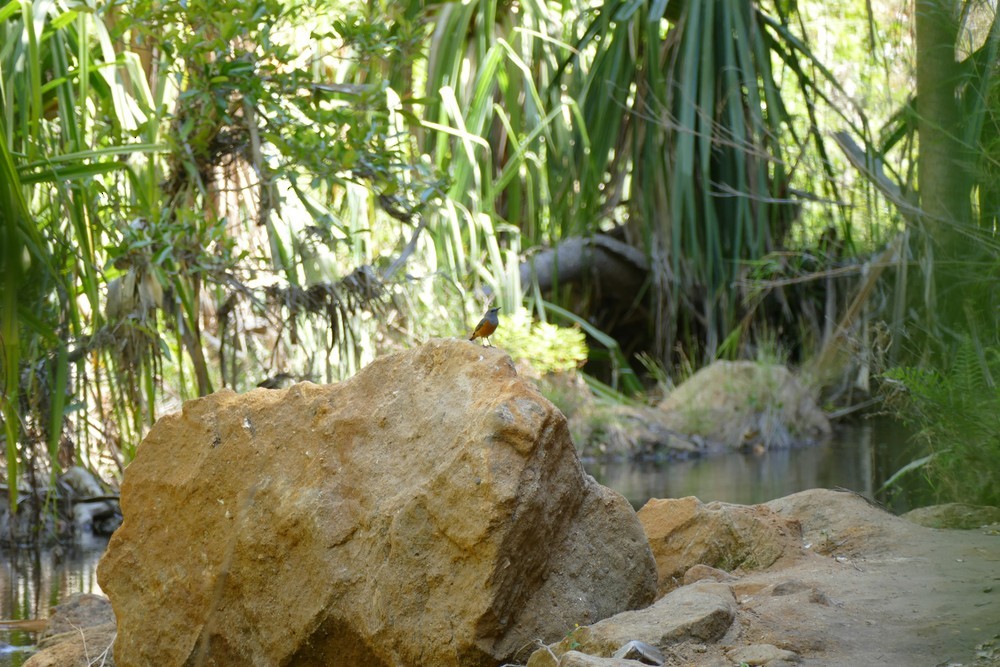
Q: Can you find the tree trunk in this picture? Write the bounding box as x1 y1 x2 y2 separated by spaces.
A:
916 0 972 230
915 0 974 323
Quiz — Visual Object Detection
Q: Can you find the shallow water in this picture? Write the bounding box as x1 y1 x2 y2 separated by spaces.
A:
0 418 927 663
0 536 108 667
585 418 931 512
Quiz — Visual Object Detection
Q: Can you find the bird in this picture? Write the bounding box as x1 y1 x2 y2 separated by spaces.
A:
469 306 501 346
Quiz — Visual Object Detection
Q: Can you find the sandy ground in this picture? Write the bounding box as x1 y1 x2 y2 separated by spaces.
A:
723 495 1000 667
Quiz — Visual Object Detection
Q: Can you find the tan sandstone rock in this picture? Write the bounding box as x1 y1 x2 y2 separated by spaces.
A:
637 496 802 595
525 582 736 667
657 361 830 449
725 643 800 666
527 487 1000 667
765 487 907 556
555 651 649 666
97 339 656 667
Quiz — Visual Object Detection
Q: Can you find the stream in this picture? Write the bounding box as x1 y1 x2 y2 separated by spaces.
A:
584 418 930 513
0 418 926 665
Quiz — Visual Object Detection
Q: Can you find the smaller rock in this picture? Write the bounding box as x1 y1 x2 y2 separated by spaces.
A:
25 624 116 667
638 497 802 595
769 580 811 597
902 503 1000 530
526 583 735 667
611 639 665 664
40 593 114 639
726 643 800 665
807 588 833 606
766 489 908 556
24 593 117 667
767 580 833 606
683 564 736 586
557 651 651 666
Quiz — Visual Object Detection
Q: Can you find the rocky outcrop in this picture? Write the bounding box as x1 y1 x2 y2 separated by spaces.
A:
97 339 656 667
725 644 800 666
765 487 907 556
570 404 704 461
526 583 737 667
528 488 1000 666
657 361 830 450
637 496 802 595
538 372 703 462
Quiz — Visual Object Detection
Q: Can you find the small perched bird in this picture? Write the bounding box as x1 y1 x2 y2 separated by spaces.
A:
469 306 501 346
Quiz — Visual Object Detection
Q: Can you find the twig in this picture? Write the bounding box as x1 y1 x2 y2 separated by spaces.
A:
72 621 90 665
89 630 116 667
810 233 905 376
382 219 429 282
825 396 882 420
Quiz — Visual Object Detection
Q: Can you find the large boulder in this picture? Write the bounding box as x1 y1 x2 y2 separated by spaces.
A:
97 339 656 667
657 361 830 450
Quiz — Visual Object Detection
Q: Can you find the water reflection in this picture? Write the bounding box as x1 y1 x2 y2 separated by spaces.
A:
0 537 107 667
585 419 932 512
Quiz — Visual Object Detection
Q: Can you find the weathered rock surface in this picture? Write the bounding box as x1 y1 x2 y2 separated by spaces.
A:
38 593 114 640
555 651 650 666
97 339 656 667
725 643 800 666
637 496 802 595
765 487 906 555
526 583 737 667
903 502 1000 529
657 361 830 449
528 488 1000 667
22 625 117 667
682 564 737 587
23 594 116 667
569 403 705 461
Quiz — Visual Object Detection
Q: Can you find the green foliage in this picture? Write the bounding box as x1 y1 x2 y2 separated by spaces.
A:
500 0 786 363
882 340 1000 506
490 309 588 376
862 4 1000 509
0 0 160 508
0 0 444 520
6 0 997 541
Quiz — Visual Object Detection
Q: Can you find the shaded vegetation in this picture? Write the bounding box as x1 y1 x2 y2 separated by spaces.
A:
882 341 1000 507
